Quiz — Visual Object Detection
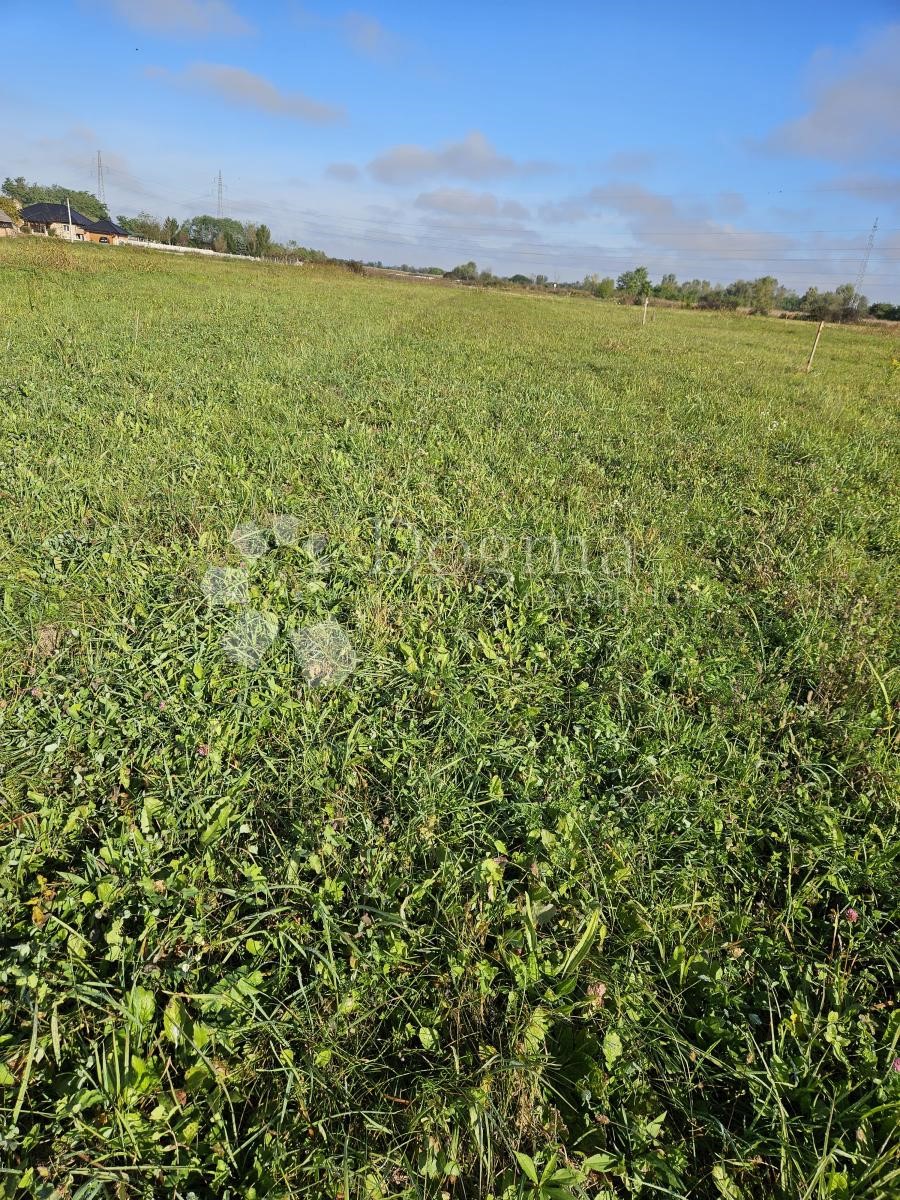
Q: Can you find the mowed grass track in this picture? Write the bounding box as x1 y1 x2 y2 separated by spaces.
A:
0 239 898 1199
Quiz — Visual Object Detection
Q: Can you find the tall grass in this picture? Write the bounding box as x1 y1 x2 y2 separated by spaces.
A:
1 239 898 1199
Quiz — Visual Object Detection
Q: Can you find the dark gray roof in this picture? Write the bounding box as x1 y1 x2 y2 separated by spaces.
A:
89 217 130 236
20 202 95 227
0 209 14 225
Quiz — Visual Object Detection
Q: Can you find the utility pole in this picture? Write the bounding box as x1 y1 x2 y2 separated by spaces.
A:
217 170 223 219
66 196 74 242
851 218 878 312
96 151 106 207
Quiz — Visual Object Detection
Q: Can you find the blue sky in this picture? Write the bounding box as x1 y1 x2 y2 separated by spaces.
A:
3 0 899 297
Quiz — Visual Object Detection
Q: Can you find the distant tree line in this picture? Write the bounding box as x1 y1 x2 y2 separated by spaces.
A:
439 260 893 323
651 273 870 320
425 259 900 323
365 260 444 275
575 268 875 320
868 301 900 321
121 212 275 256
4 177 897 318
115 211 330 262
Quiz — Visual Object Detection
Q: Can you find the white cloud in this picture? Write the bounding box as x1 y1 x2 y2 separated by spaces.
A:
603 150 657 174
538 198 590 225
368 131 551 184
717 191 746 217
326 162 361 182
817 174 900 213
104 0 252 36
415 188 529 220
573 184 791 259
760 24 900 162
295 7 410 63
148 63 344 124
341 11 405 62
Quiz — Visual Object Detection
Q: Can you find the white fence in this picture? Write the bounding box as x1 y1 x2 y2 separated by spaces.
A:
121 239 304 265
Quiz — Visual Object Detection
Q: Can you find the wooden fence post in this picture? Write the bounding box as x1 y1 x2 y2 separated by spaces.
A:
805 320 825 373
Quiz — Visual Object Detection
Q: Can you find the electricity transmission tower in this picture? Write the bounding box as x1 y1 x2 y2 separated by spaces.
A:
217 170 224 219
852 218 878 310
96 151 106 206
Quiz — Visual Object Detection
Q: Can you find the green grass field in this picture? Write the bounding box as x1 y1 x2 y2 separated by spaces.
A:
1 239 898 1199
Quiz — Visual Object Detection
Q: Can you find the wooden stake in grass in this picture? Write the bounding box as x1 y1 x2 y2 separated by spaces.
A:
805 320 825 373
642 296 649 327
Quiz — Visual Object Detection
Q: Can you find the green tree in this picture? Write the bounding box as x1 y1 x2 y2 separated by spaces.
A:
749 276 778 315
678 279 709 305
3 177 109 221
118 212 162 241
800 287 825 319
582 273 615 298
700 285 739 311
448 260 478 280
656 272 679 300
255 224 272 256
0 196 20 225
184 215 247 253
800 283 865 323
834 282 864 320
161 216 179 244
616 266 651 300
869 301 900 321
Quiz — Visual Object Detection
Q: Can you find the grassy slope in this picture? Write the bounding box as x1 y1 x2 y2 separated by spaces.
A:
0 240 898 1199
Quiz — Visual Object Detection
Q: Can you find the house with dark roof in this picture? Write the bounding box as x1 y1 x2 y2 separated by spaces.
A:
18 202 132 244
85 217 130 245
0 208 16 237
19 202 95 240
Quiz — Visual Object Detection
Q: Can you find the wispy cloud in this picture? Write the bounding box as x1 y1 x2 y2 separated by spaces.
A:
295 7 408 63
29 125 149 200
325 162 361 182
816 173 900 213
148 63 344 124
104 0 252 36
759 23 900 162
538 198 589 225
717 191 746 217
415 188 529 220
536 182 806 279
603 150 657 174
341 11 406 62
524 181 900 295
543 183 789 256
368 131 552 184
4 122 190 214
